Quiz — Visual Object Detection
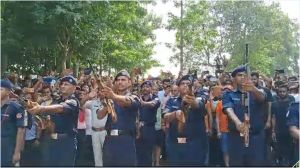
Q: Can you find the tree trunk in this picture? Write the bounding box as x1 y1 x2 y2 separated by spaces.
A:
108 67 111 76
61 55 67 71
66 56 71 69
73 62 79 78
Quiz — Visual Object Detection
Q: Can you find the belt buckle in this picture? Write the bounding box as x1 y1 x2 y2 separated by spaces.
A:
110 129 119 136
177 137 187 144
51 133 58 140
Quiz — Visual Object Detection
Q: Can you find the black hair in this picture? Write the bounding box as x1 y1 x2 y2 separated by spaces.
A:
278 84 288 90
162 79 171 83
251 72 259 78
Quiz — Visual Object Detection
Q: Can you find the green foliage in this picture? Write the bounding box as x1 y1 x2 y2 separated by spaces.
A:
167 0 299 75
1 1 161 75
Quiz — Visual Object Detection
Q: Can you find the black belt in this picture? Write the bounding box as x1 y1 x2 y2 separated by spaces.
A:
106 129 134 136
140 121 155 127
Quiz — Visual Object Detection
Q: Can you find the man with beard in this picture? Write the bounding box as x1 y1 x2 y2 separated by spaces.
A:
250 72 273 165
97 70 141 166
136 80 160 166
271 84 295 166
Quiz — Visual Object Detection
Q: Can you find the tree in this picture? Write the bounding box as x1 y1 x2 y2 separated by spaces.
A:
167 0 299 75
212 1 299 75
1 1 161 76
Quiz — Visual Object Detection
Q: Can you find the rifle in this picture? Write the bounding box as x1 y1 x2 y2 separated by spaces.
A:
178 71 196 133
242 44 250 147
87 61 117 123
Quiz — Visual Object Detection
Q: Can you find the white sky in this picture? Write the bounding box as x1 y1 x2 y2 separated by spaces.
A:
145 0 300 77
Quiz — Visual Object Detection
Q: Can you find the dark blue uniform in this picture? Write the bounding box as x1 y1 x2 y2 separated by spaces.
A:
103 93 140 166
163 96 207 166
286 101 299 165
1 100 27 166
41 94 79 166
195 88 209 103
136 94 160 166
222 89 266 166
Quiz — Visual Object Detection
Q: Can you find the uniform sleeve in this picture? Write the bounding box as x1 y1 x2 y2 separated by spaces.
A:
60 98 79 114
128 95 141 111
11 103 26 128
222 92 233 113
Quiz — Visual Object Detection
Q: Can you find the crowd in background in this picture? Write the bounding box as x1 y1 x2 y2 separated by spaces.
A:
1 67 299 167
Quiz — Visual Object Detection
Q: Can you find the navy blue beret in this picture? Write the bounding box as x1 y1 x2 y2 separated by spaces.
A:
141 80 152 88
231 65 247 77
60 75 77 85
0 79 13 90
177 75 193 86
114 70 131 81
43 77 55 85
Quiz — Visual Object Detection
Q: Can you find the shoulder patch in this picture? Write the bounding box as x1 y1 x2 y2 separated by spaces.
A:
16 113 23 119
65 99 78 106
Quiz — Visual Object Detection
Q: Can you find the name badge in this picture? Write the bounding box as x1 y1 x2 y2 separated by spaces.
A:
110 129 119 136
177 137 187 144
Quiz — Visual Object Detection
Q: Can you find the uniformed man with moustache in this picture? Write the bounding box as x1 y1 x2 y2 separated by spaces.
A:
97 70 141 166
27 75 80 166
223 65 266 166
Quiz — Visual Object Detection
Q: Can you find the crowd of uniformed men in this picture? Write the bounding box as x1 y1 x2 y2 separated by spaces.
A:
1 66 299 167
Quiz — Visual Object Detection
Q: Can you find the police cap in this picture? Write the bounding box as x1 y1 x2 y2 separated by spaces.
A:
231 65 247 77
60 75 77 85
114 70 131 81
0 79 13 90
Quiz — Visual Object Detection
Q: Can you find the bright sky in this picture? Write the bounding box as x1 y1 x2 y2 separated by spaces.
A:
145 0 300 77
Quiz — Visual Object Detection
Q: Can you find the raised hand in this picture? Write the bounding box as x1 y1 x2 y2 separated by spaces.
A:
27 102 41 115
